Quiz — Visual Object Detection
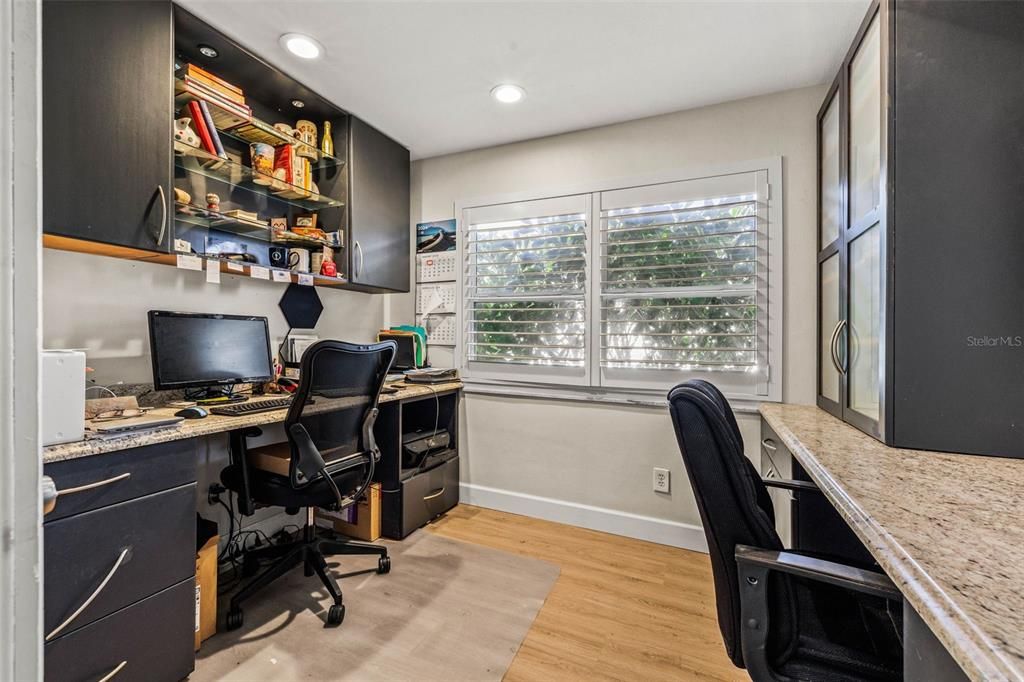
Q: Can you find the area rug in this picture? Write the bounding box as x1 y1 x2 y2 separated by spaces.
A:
192 530 560 681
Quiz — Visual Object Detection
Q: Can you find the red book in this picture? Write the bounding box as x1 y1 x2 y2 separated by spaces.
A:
187 100 217 155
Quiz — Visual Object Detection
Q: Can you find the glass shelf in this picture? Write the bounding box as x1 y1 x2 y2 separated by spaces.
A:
201 256 349 288
174 141 344 212
173 81 345 171
174 202 335 250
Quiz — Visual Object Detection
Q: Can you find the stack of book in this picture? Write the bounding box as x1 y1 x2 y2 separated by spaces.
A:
178 63 252 126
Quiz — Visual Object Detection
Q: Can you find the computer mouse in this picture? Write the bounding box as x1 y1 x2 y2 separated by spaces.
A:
175 406 208 419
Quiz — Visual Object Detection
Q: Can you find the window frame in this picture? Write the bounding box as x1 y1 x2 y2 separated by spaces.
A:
454 157 784 404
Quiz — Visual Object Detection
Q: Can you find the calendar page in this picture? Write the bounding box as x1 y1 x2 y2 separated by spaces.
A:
417 282 456 315
417 314 457 346
416 252 457 283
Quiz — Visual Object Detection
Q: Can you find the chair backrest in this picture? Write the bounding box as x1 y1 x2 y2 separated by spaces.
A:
667 379 788 669
284 340 396 490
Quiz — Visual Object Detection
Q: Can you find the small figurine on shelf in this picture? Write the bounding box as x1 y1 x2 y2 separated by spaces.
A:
206 193 220 213
321 121 334 157
295 120 317 159
174 118 201 148
320 253 338 278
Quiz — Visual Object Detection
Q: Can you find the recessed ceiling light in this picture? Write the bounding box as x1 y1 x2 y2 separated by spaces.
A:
198 44 218 59
291 99 305 108
491 84 525 104
280 33 323 60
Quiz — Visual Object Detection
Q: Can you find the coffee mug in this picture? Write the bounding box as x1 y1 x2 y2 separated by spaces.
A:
269 246 290 269
289 248 311 273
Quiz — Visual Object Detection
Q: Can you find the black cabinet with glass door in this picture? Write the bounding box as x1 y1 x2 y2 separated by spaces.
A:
817 0 1024 458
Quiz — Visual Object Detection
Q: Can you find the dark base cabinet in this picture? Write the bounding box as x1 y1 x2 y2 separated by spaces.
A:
43 443 198 681
44 579 196 682
383 456 460 540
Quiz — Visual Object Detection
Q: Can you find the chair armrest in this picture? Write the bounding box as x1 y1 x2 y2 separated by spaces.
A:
227 430 258 516
761 478 821 494
288 423 344 507
362 407 381 462
734 544 901 682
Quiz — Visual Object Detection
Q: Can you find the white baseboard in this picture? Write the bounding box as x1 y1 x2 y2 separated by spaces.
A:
459 483 708 553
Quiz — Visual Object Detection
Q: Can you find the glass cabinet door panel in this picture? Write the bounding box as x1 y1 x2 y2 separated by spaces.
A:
848 223 881 421
820 95 841 247
849 15 881 227
820 254 841 403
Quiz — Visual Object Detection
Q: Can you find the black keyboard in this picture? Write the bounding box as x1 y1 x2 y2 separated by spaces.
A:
210 397 293 416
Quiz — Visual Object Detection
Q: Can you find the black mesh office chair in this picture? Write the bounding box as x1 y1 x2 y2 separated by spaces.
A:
221 340 396 630
668 380 903 681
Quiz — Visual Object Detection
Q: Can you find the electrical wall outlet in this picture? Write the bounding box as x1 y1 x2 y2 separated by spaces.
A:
653 467 670 493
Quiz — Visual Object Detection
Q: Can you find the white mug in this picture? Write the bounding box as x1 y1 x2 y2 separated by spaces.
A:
288 248 311 273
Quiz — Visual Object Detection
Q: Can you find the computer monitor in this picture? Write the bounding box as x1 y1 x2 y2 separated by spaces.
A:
148 311 273 396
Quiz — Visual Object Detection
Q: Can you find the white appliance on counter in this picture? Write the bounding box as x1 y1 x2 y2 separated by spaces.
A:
41 350 86 446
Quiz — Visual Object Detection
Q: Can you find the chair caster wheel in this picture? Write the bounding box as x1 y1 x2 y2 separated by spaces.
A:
326 604 345 627
226 608 244 631
377 556 391 574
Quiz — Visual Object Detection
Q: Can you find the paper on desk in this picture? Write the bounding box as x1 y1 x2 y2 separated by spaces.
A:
176 254 203 271
250 265 270 280
206 259 221 284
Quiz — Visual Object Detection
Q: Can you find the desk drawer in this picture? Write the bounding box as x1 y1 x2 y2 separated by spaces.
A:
384 456 458 539
44 484 196 639
45 578 195 682
44 440 197 522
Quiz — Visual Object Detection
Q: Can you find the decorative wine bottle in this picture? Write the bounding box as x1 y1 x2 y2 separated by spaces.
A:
321 121 334 157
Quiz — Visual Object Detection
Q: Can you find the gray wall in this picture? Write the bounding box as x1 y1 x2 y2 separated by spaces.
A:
43 249 386 540
394 85 824 546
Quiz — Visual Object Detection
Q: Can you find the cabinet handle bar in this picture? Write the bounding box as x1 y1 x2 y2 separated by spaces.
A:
46 547 130 641
57 472 131 497
98 661 128 682
155 185 167 248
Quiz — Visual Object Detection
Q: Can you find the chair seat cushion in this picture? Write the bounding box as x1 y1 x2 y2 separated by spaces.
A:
221 463 368 509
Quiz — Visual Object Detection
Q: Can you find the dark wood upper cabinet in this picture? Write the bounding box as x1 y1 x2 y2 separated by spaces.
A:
347 117 411 292
817 0 1024 458
43 0 173 251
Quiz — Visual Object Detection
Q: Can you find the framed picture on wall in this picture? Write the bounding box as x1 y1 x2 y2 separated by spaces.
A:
416 219 456 253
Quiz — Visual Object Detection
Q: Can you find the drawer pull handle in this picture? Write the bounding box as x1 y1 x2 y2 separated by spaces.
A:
761 438 777 452
423 487 446 501
98 661 127 682
45 547 130 641
57 472 131 498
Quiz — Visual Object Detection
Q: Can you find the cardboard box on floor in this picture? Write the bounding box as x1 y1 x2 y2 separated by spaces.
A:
195 534 219 651
316 483 381 541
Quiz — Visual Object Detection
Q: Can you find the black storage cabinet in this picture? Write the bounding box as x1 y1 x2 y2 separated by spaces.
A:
816 0 1024 457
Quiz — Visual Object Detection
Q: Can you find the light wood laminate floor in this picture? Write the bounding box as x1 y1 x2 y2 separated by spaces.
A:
428 505 746 681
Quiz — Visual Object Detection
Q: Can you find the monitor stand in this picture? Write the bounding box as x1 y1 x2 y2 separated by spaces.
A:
185 385 250 405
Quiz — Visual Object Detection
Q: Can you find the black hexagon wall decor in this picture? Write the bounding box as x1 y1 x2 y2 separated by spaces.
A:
279 283 323 329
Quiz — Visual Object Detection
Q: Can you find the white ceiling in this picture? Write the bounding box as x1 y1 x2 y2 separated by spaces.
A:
180 0 870 160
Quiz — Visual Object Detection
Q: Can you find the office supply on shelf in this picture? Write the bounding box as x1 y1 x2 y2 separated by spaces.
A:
148 311 274 402
669 381 902 681
220 340 397 630
209 396 292 416
404 367 458 384
41 350 87 446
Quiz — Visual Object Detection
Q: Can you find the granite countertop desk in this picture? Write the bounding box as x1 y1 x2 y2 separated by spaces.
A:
44 381 464 464
760 403 1024 682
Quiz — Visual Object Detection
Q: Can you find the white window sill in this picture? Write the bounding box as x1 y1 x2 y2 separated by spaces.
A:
461 380 764 413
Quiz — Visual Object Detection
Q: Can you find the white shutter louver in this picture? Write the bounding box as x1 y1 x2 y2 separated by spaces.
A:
464 209 588 368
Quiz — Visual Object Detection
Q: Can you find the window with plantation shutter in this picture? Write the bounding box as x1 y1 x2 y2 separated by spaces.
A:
461 195 593 385
457 161 781 401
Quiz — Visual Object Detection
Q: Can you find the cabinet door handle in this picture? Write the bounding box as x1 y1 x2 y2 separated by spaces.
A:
155 185 168 248
836 319 848 374
57 471 130 498
760 438 777 452
97 661 127 682
46 547 131 641
423 487 446 501
354 240 364 278
829 320 844 375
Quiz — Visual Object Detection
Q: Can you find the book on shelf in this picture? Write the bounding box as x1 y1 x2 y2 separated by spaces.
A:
197 101 227 159
187 100 218 156
183 74 244 107
182 63 244 100
181 78 251 117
